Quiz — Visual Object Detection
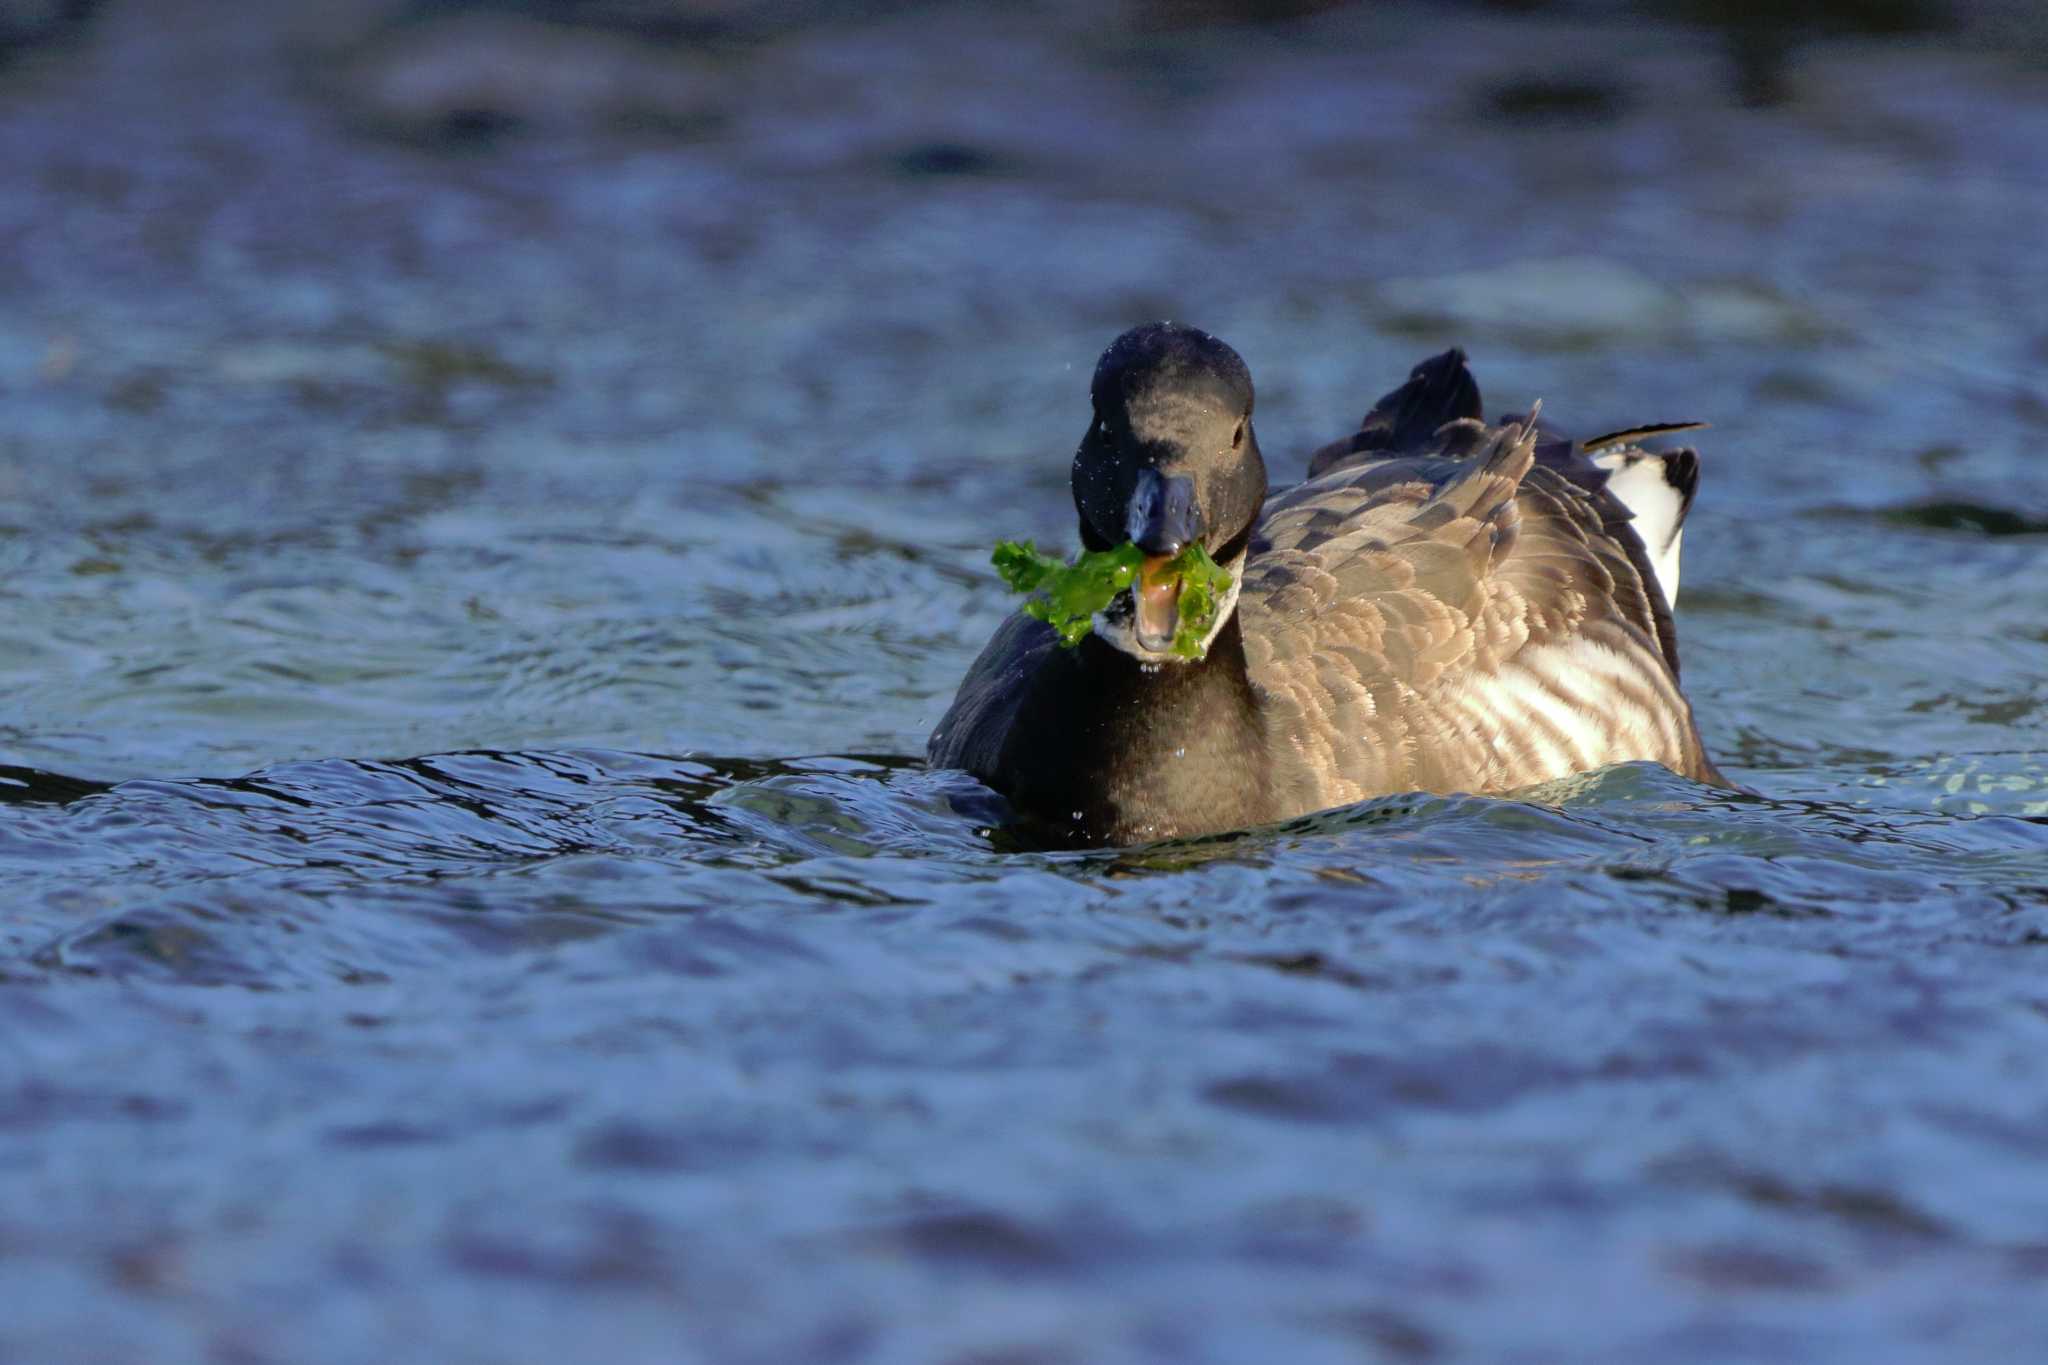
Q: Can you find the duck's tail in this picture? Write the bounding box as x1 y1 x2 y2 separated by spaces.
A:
1582 434 1703 607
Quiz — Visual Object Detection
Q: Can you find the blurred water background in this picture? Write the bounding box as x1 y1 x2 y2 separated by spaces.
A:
3 1 2048 1360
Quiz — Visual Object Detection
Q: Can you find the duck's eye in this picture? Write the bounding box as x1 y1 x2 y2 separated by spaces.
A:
1231 421 1245 450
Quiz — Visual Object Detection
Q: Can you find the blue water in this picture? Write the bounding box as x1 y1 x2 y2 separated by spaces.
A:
4 2 2048 1360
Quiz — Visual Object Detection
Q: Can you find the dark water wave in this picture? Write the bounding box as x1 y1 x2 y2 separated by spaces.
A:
10 749 2045 990
3 749 969 986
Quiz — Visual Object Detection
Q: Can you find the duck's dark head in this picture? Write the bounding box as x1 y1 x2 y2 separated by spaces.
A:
1071 322 1268 662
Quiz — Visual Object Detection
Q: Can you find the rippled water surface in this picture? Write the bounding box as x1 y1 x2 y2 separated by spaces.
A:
5 2 2048 1360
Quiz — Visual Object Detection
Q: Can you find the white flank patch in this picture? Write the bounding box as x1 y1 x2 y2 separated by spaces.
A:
1550 636 1684 755
1495 656 1608 770
1593 450 1685 605
1434 635 1685 785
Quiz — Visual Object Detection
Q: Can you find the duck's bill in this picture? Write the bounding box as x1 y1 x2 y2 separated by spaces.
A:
1134 553 1181 653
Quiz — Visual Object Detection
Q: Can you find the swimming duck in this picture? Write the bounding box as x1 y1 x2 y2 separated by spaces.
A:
928 323 1723 845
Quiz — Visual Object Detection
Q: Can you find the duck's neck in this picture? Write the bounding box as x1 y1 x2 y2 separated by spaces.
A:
997 614 1273 845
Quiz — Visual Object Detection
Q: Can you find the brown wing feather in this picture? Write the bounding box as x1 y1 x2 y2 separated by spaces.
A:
1242 412 1718 808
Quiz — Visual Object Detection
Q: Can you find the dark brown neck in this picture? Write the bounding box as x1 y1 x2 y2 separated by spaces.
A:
994 614 1273 846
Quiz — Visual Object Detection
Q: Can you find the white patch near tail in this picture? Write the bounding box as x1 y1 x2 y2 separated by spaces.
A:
1591 448 1692 606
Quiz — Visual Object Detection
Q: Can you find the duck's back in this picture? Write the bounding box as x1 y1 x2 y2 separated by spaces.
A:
1241 359 1721 812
